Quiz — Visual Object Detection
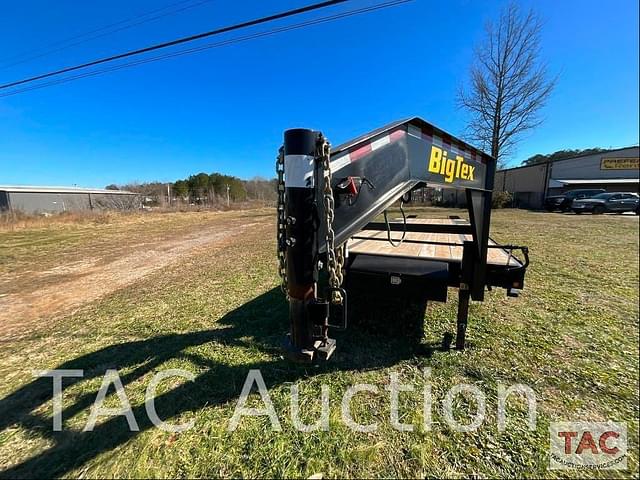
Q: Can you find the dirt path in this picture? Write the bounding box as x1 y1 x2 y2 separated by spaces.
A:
0 219 261 339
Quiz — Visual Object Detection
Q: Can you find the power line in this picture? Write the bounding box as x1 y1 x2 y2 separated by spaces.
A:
0 0 411 98
0 0 350 91
1 0 210 65
0 0 217 70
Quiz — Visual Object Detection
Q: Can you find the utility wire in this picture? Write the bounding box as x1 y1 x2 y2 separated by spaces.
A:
0 0 215 68
0 0 411 98
0 0 350 91
0 0 218 70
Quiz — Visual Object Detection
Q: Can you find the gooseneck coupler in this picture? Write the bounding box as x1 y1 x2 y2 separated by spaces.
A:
282 128 336 362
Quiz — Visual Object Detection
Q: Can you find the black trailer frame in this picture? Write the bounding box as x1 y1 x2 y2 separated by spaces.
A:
346 216 529 349
278 117 529 362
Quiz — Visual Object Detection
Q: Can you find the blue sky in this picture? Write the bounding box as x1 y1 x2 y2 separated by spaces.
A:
0 0 638 187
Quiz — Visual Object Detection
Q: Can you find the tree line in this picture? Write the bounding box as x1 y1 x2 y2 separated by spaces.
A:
106 173 277 206
520 147 609 166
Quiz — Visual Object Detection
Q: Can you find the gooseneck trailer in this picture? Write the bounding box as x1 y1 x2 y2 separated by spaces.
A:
276 118 529 362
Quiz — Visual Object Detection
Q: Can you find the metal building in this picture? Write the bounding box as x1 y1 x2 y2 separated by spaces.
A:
0 185 141 214
494 146 639 209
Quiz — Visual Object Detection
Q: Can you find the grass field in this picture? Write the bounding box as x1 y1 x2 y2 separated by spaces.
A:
0 207 638 478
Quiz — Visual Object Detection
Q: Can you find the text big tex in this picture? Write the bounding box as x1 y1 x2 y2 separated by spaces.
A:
428 145 475 183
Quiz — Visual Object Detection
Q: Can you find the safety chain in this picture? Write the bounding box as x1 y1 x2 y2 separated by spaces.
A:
319 137 345 304
276 138 345 304
275 146 288 298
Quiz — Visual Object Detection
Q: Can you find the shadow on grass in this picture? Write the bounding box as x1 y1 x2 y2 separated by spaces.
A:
0 287 429 478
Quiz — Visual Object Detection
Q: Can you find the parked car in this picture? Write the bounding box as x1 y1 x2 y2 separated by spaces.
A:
544 189 605 212
572 192 640 214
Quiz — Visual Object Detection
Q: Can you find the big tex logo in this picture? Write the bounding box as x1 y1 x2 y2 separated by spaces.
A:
428 145 475 183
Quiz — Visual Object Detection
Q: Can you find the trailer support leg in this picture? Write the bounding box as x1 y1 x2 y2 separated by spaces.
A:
456 241 475 350
456 287 470 350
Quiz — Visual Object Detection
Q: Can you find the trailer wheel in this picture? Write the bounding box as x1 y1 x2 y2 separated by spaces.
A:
593 205 605 215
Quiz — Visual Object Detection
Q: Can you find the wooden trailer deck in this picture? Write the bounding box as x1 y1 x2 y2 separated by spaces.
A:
348 218 521 267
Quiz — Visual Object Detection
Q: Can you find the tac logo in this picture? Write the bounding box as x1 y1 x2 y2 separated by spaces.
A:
428 145 475 183
549 422 627 470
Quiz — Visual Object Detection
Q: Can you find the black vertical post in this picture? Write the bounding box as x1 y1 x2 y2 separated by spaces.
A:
456 289 471 350
283 128 320 362
542 160 551 207
461 153 497 348
466 153 496 301
456 241 474 349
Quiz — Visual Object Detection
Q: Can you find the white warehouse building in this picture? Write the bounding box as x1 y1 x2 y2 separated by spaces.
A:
493 146 639 209
0 185 141 214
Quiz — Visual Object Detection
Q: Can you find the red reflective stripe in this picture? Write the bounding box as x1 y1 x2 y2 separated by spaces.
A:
349 143 372 162
389 129 405 142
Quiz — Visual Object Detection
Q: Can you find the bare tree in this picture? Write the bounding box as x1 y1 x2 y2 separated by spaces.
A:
458 2 556 166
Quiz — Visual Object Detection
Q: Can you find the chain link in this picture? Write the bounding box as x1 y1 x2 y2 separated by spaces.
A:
319 137 345 304
275 147 288 298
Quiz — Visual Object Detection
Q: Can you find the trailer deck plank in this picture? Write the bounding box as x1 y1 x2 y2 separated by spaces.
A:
418 232 437 258
348 218 520 267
